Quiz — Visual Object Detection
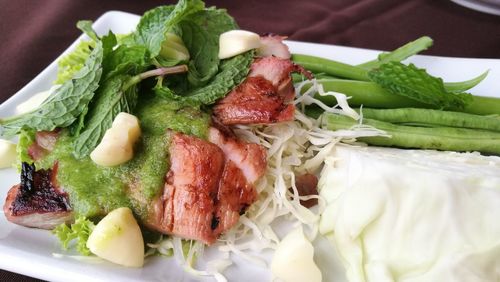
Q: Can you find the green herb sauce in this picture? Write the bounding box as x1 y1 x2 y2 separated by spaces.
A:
35 96 210 219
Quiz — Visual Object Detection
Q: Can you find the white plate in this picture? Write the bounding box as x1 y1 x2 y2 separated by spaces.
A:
451 0 500 16
1 10 500 282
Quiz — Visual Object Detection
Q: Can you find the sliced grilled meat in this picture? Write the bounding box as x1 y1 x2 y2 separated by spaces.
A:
294 173 319 208
208 126 266 183
3 163 72 229
147 132 225 244
257 34 291 59
146 128 266 245
28 130 60 161
213 56 312 125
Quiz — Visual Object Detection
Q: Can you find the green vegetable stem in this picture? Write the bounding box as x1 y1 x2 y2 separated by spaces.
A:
359 108 500 132
292 54 371 81
304 79 500 116
357 36 433 69
322 113 500 155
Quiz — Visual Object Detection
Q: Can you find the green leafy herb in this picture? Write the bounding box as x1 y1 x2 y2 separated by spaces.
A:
101 31 118 56
158 32 190 67
368 62 473 109
53 216 95 256
0 41 104 137
72 44 168 158
179 8 238 87
72 74 140 158
134 0 205 59
102 45 150 80
77 20 99 41
16 129 35 170
155 50 253 105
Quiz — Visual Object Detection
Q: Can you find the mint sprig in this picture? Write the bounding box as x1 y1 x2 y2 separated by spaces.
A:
368 62 473 109
0 41 104 137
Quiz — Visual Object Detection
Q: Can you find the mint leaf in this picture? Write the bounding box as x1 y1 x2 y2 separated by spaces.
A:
368 62 472 109
77 20 99 41
0 42 104 137
73 74 139 158
53 216 95 256
101 30 118 56
71 44 149 139
155 50 253 105
102 45 149 80
179 8 238 88
135 0 205 59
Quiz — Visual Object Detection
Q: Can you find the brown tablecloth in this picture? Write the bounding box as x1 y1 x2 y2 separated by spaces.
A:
1 0 499 280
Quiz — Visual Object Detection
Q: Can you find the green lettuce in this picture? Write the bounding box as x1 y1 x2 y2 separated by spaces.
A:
53 216 95 256
55 40 95 85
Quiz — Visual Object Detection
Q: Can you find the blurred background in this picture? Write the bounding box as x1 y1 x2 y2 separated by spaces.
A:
0 0 500 280
1 0 500 104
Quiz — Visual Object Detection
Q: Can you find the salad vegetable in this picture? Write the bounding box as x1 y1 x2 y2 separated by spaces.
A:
53 216 95 256
318 145 500 282
367 61 472 109
323 113 500 154
0 39 103 137
357 36 433 69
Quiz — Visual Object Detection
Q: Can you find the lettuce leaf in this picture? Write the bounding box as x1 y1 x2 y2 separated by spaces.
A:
55 40 95 85
53 216 95 256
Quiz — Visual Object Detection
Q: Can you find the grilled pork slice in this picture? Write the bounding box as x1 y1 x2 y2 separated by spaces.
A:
28 130 60 161
3 163 72 229
208 127 266 183
257 34 291 59
208 127 265 234
147 132 226 244
213 56 312 125
147 128 266 244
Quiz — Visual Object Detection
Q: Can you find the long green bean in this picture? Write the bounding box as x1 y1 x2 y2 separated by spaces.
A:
359 108 500 132
292 54 488 92
305 79 500 115
292 54 371 81
358 36 433 69
322 113 500 154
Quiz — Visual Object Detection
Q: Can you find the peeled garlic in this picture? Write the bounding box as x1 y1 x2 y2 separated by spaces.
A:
90 113 141 167
86 207 144 267
218 30 261 59
0 139 17 169
16 85 60 114
271 226 322 282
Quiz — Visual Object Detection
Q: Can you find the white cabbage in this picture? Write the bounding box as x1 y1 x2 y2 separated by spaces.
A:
319 145 500 282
